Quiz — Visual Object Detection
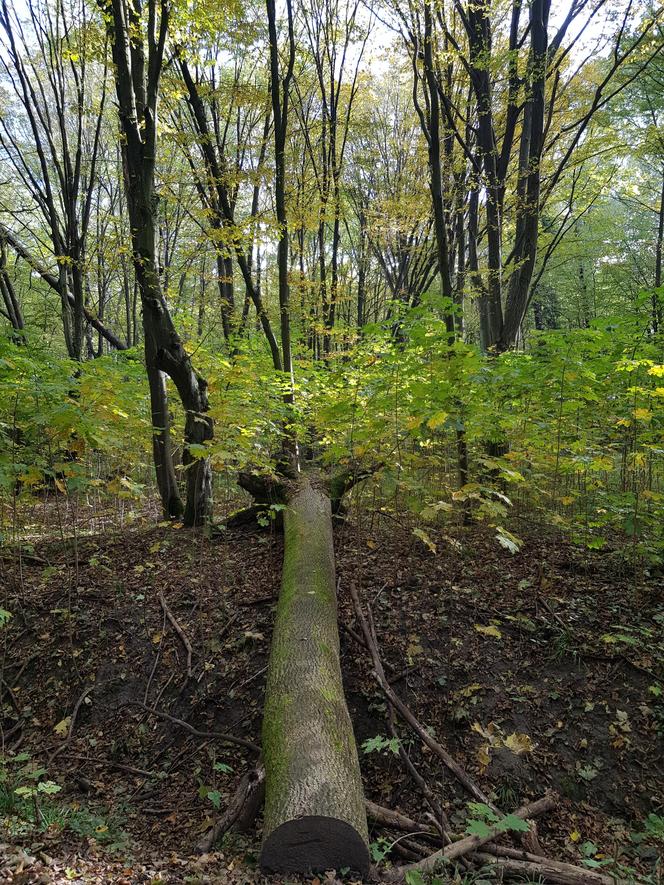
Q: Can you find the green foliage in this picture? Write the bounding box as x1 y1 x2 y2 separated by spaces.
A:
0 751 129 849
1 284 662 568
361 734 401 755
464 802 530 838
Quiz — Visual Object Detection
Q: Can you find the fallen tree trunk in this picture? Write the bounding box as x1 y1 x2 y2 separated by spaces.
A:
260 476 370 875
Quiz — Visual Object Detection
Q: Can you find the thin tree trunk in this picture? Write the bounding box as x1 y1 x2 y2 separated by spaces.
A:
654 167 664 332
501 0 550 349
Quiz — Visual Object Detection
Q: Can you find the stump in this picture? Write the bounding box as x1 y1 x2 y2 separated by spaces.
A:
259 477 369 874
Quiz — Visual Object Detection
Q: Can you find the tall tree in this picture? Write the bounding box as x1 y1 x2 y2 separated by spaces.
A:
99 0 213 525
0 0 109 359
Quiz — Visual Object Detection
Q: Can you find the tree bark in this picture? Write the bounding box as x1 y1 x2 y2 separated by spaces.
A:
260 477 369 875
654 167 664 332
102 0 213 526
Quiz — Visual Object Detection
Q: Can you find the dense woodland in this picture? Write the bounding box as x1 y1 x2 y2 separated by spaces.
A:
0 0 663 882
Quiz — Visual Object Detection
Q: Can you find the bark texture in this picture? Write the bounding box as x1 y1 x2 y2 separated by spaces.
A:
260 477 369 875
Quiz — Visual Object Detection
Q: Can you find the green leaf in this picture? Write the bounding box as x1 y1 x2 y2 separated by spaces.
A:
498 814 530 833
206 789 221 809
465 819 494 838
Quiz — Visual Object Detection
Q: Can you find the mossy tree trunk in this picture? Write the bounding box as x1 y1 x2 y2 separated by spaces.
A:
260 476 369 875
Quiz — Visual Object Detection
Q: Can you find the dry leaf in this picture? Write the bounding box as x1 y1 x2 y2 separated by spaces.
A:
504 732 534 754
474 624 502 639
54 717 71 737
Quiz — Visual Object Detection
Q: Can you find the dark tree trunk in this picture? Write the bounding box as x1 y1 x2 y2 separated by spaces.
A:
0 240 24 341
654 168 664 333
501 0 550 349
467 0 504 349
103 0 213 526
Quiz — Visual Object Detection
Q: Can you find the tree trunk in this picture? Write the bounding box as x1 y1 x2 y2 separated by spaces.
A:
654 167 664 333
260 477 369 875
501 0 550 350
145 332 184 519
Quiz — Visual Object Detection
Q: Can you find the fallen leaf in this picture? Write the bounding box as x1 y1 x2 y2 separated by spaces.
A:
54 717 71 737
413 527 437 554
474 624 502 639
504 732 534 754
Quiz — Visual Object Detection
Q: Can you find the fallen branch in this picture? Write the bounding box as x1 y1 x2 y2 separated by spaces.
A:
126 701 260 753
340 621 397 674
48 685 94 764
349 583 494 807
366 602 449 842
365 800 435 836
69 754 157 778
473 849 626 885
387 794 557 882
158 591 193 677
196 765 266 854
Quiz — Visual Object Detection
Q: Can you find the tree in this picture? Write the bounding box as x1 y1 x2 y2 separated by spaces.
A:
99 0 213 525
0 0 112 358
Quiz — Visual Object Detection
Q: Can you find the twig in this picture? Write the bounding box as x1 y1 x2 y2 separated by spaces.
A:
125 701 260 753
365 800 436 836
68 754 156 778
158 591 193 677
341 621 397 673
228 665 267 695
144 606 167 704
473 849 626 885
349 583 495 807
389 794 557 881
48 685 94 764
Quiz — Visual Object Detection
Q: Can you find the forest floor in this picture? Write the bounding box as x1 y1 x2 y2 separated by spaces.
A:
0 500 663 884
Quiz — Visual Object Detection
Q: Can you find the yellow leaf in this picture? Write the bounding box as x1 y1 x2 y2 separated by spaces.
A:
456 683 483 698
504 732 534 754
476 744 491 771
406 415 422 430
570 830 581 843
152 632 162 644
54 717 71 736
647 364 664 377
366 539 376 549
427 411 448 430
413 527 437 553
634 408 652 421
474 624 502 639
559 496 575 506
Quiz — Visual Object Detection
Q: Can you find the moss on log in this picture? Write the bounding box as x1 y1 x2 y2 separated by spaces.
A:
260 477 369 875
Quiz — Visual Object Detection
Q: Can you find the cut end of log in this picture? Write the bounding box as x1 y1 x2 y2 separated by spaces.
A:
260 816 371 874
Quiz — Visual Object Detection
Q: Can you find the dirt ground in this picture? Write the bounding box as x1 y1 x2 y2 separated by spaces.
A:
1 502 662 883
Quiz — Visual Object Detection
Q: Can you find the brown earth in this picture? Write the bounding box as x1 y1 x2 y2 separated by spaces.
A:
1 504 662 883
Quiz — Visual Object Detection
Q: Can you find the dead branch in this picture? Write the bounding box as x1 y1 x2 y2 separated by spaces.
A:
365 800 435 835
473 849 627 885
196 765 266 853
387 794 557 881
158 591 193 677
48 685 94 764
349 582 495 807
340 620 397 674
126 701 260 753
